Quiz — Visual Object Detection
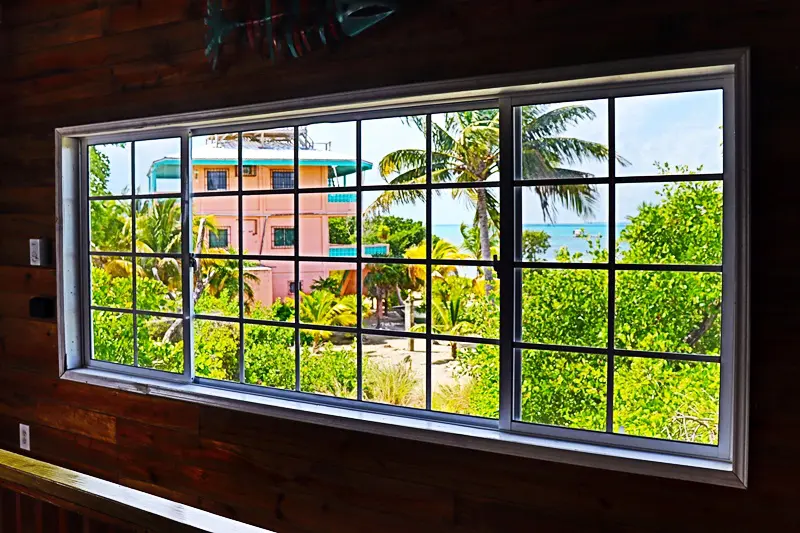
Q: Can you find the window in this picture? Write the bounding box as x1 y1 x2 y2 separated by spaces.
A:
59 52 749 486
273 227 295 248
208 228 229 248
206 170 228 190
242 165 257 177
272 170 295 190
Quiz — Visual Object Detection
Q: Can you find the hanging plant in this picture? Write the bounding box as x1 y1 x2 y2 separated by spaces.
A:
205 0 402 69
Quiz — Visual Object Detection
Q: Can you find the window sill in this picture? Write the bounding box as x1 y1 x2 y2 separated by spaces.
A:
61 368 744 488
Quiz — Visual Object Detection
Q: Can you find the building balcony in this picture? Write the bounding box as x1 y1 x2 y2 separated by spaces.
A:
329 244 391 258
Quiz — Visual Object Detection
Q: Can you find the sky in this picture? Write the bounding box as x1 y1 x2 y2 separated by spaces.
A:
94 89 723 227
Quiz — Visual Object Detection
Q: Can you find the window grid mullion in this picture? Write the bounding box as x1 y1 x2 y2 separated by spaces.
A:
606 97 617 434
425 114 433 411
356 121 364 402
131 142 139 368
238 133 246 384
181 131 194 382
293 127 301 392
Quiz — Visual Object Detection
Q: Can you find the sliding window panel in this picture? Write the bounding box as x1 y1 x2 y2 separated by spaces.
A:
136 314 184 374
518 99 610 180
615 90 724 177
300 121 358 189
361 115 428 187
519 350 607 431
194 319 241 383
135 138 181 195
88 142 131 197
362 334 426 409
614 357 720 444
244 324 296 390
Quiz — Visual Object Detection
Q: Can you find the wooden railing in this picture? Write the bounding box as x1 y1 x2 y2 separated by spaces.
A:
0 449 271 532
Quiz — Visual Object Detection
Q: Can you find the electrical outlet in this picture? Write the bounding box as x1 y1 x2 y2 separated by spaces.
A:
19 424 30 451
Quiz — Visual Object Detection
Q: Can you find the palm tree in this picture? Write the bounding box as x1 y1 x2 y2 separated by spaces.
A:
414 293 473 359
299 291 358 350
363 262 406 328
367 107 626 281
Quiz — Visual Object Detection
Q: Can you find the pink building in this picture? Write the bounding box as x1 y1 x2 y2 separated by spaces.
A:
149 133 388 307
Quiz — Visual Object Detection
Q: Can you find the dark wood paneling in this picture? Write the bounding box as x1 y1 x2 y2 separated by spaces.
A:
0 0 799 531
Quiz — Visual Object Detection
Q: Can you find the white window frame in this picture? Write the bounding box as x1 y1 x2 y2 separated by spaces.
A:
56 49 750 487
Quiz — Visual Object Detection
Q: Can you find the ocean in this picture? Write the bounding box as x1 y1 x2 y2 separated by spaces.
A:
432 223 628 262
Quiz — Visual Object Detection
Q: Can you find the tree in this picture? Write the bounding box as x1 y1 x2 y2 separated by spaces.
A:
367 107 623 288
521 230 551 261
363 215 425 257
363 262 406 328
328 216 356 245
298 291 358 349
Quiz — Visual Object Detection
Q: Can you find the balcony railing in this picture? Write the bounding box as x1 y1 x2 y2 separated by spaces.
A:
328 193 357 203
329 244 390 258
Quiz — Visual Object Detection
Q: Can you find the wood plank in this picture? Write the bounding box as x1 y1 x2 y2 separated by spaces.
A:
0 267 57 296
9 9 108 55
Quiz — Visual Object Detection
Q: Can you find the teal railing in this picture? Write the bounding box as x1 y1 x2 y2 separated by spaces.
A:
328 193 357 203
329 244 390 258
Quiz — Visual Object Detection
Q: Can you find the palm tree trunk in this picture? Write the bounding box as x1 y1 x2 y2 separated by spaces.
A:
451 342 458 360
475 188 495 295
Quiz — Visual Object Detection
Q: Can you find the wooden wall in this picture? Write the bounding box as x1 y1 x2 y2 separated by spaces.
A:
0 0 797 531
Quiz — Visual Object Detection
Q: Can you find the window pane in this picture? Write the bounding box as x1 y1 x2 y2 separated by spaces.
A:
363 263 426 333
614 357 720 444
194 259 241 318
431 109 499 183
245 324 295 390
135 198 182 254
433 343 498 419
519 185 609 263
615 90 723 177
362 189 425 259
136 314 183 373
520 350 606 431
300 122 358 189
362 115 427 187
300 329 357 398
363 334 425 409
91 256 132 309
92 310 133 365
192 133 238 190
195 319 240 382
431 265 498 340
518 100 609 180
298 262 357 329
135 138 181 195
616 181 723 265
192 194 239 255
241 192 295 256
90 200 132 253
89 142 131 197
432 187 499 260
299 193 356 258
615 271 722 355
136 257 181 313
242 128 295 192
521 268 608 349
244 259 294 321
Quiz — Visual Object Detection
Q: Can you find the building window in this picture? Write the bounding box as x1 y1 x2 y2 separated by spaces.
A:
206 169 228 190
242 165 257 177
208 228 229 248
61 51 749 485
272 170 295 190
272 227 295 248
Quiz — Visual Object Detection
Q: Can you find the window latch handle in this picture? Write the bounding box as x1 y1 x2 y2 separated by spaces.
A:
189 254 198 270
493 254 501 279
